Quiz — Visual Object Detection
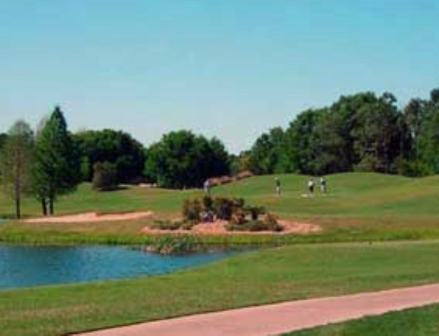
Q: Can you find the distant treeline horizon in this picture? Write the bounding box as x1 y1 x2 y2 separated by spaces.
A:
1 86 438 200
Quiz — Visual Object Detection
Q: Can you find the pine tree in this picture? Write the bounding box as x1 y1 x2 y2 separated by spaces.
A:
33 106 80 215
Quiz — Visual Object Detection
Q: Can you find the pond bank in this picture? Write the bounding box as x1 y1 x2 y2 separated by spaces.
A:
0 243 239 291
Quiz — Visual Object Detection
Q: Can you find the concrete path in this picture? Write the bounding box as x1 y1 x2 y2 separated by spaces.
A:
77 283 439 336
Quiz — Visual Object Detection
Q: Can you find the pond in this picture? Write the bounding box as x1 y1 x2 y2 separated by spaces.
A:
0 244 238 291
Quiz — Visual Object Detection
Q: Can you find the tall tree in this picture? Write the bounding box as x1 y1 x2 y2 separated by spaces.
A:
33 107 80 215
74 129 145 183
249 127 292 175
0 121 34 219
0 133 8 150
285 109 322 174
145 130 230 189
416 88 439 175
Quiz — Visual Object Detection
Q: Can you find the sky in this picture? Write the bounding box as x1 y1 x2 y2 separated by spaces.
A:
0 0 438 153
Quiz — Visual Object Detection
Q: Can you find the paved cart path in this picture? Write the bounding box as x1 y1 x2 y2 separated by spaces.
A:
77 283 439 336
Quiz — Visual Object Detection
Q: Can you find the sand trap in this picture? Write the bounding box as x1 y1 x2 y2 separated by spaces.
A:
25 211 154 224
141 220 321 236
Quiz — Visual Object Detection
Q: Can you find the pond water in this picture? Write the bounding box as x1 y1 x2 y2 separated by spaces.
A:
0 244 238 291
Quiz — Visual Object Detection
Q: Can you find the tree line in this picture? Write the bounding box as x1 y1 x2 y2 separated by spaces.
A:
1 86 439 218
248 88 439 177
0 108 231 218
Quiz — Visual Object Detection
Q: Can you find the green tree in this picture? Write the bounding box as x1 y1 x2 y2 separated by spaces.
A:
416 88 439 175
349 93 404 173
309 109 350 175
285 109 322 174
0 121 34 219
145 130 230 189
33 106 81 215
230 151 251 175
74 129 145 183
92 162 118 191
0 133 8 150
249 127 292 175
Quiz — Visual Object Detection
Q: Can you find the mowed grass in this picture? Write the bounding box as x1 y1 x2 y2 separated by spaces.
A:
1 173 439 244
3 241 439 336
286 303 439 336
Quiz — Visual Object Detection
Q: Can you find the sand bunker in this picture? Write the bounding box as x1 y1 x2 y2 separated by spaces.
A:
25 211 154 224
142 219 321 236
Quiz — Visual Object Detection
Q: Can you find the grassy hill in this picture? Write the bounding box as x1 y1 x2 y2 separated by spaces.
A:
214 172 439 218
1 172 439 244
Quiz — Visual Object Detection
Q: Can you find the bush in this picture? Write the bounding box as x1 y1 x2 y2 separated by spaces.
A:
245 206 266 221
202 195 214 211
147 235 202 255
233 198 245 209
183 199 203 222
150 220 195 231
231 209 247 225
226 213 283 232
181 196 277 233
213 197 235 220
92 162 118 191
262 213 283 232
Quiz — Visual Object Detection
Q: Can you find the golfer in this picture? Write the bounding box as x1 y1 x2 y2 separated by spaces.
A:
320 176 327 194
275 177 281 196
308 178 315 194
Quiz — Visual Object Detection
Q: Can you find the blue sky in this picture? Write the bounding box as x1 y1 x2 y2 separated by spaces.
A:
1 0 438 153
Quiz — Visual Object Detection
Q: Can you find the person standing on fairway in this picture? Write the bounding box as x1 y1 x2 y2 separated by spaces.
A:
275 177 281 196
320 176 327 194
204 179 211 195
308 178 315 195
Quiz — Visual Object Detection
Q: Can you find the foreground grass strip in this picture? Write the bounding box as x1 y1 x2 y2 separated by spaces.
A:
286 303 439 336
3 241 439 336
77 283 439 336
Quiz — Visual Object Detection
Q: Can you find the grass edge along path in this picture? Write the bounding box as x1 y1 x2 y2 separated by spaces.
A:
286 302 439 336
77 283 439 336
3 241 439 336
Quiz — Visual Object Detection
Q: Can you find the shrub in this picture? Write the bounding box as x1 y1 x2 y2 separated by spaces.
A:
213 197 235 220
231 209 247 225
263 213 283 232
150 220 193 231
183 198 203 222
246 206 267 221
147 235 202 255
233 198 246 209
202 195 214 211
92 162 118 191
226 213 283 232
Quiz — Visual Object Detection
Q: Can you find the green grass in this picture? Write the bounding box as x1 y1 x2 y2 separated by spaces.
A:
1 173 439 245
3 241 439 336
2 174 439 335
286 303 439 336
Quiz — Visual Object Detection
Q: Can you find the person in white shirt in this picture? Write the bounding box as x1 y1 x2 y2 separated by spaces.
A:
275 177 281 196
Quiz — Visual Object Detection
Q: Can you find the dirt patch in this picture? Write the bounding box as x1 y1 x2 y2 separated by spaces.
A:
141 219 321 236
25 211 154 224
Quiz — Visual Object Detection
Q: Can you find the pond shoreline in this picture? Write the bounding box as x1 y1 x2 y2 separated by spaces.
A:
0 243 240 291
